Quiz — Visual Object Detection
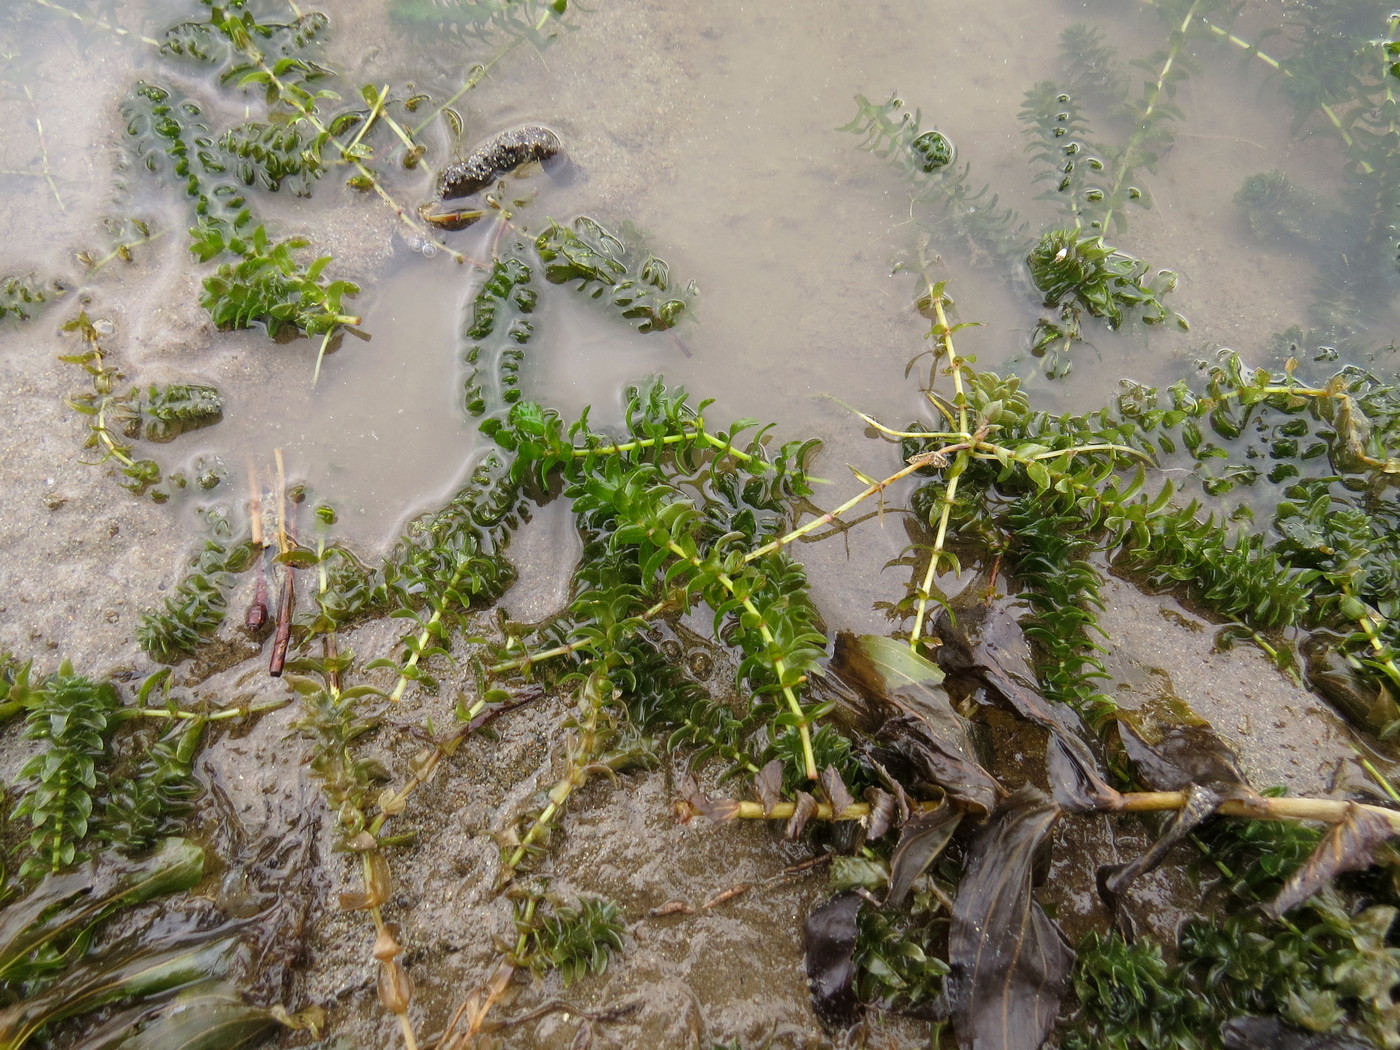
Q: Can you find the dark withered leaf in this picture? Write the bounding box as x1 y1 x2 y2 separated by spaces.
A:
878 714 1003 816
948 786 1072 1050
885 802 962 908
1266 802 1395 919
1222 1015 1375 1050
865 751 913 827
1098 783 1223 933
821 765 855 817
755 758 784 816
1048 734 1123 814
933 610 1115 803
831 634 1002 814
786 791 819 840
864 787 896 841
678 776 740 823
1117 721 1250 792
803 891 864 1028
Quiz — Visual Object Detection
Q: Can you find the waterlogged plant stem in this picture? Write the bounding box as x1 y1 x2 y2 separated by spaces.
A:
573 422 763 467
507 668 610 870
686 792 1400 834
1100 0 1203 233
242 50 465 265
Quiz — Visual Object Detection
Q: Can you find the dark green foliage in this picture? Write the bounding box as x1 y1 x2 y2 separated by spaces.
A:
519 896 624 986
0 274 58 323
122 81 244 222
1063 931 1206 1050
137 538 257 663
0 838 206 992
852 901 950 1010
462 250 537 419
98 718 206 855
1003 498 1117 730
194 215 359 338
10 668 123 880
1066 812 1400 1049
219 120 322 194
122 8 356 344
160 3 330 90
535 217 696 332
121 383 223 443
1027 226 1185 376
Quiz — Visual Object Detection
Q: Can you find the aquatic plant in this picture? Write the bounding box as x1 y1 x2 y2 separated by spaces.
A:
0 274 58 323
11 2 1400 1048
60 312 226 500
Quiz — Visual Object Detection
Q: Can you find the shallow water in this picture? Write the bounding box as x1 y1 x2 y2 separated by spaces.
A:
1 1 1397 1047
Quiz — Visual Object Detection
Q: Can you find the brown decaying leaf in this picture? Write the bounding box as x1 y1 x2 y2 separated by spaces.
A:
803 891 864 1028
1267 802 1396 919
831 634 1003 815
864 787 897 841
755 758 784 816
1048 734 1123 815
1117 721 1250 792
948 786 1072 1050
786 791 819 840
885 801 962 908
678 776 740 823
821 765 856 817
932 610 1116 806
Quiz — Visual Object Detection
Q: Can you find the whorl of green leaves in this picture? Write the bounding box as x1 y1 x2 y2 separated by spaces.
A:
616 639 755 771
536 217 696 332
137 538 257 663
11 667 123 880
98 717 206 855
160 4 330 87
122 81 242 221
124 383 223 442
1020 83 1109 219
378 454 522 692
519 896 624 986
1067 812 1400 1049
1026 228 1185 363
193 215 360 338
289 658 386 833
1003 498 1117 730
0 273 58 323
841 93 1030 270
219 120 322 194
462 250 537 419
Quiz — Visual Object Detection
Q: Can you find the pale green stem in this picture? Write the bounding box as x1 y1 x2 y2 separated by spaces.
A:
909 470 960 651
745 460 927 562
